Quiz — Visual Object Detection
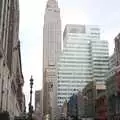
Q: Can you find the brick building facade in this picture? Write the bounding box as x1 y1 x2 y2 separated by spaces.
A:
95 91 108 120
83 81 106 120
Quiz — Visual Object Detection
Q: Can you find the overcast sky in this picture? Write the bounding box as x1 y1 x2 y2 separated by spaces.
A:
19 0 120 108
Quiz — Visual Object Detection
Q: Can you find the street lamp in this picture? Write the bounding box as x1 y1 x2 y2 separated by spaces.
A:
28 76 34 120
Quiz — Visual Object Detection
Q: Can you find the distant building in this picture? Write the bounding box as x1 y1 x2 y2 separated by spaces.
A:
114 33 120 93
109 53 116 70
77 92 84 119
95 88 108 120
34 90 43 120
106 67 117 120
115 33 120 66
67 94 78 120
61 100 67 120
33 111 42 120
57 24 109 106
82 81 106 119
43 0 61 119
106 33 120 120
67 91 84 120
35 90 41 113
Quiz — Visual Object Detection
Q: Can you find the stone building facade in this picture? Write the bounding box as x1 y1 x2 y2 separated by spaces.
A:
67 94 78 120
82 81 106 120
106 33 120 120
106 68 116 120
95 89 108 120
106 66 120 120
106 60 120 120
43 0 61 119
0 0 25 119
35 90 43 120
61 100 67 120
115 33 120 66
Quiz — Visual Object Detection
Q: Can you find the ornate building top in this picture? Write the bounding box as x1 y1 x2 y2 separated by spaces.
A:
46 0 58 8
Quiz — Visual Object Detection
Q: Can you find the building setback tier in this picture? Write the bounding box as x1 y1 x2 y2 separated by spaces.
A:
57 24 109 106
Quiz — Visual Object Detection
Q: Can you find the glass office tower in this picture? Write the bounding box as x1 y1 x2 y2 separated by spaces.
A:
57 25 109 106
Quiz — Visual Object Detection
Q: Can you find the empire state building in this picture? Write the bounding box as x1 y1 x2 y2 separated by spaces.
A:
43 0 61 118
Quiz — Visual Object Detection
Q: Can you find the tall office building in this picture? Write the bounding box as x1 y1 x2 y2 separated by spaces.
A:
57 24 109 106
43 0 61 119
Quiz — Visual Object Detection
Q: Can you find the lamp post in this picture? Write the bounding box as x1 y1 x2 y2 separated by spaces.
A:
28 76 34 120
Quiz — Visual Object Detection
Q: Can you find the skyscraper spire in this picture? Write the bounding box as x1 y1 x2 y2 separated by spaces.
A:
46 0 58 8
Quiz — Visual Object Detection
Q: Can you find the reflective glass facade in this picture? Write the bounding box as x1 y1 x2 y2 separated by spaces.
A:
57 25 109 106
